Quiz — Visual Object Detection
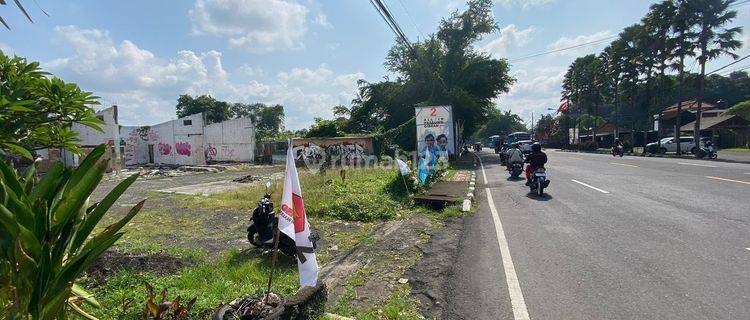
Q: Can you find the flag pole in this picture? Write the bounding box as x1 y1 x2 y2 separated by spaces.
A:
264 221 282 304
265 137 291 305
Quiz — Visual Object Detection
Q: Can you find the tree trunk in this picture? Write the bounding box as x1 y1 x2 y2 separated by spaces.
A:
694 60 706 156
675 56 685 155
614 82 620 139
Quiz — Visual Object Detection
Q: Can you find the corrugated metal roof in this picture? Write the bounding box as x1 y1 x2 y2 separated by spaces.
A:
680 114 746 131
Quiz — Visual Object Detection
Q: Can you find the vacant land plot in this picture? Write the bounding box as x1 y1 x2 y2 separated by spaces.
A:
85 165 468 318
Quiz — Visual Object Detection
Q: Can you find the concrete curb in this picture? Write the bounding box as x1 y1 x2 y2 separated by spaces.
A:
462 172 477 212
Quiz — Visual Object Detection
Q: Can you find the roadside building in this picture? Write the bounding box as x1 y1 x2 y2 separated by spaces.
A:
36 105 256 169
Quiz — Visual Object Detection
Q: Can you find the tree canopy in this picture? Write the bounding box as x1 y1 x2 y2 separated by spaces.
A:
344 0 515 149
175 94 285 140
559 0 743 146
0 50 102 158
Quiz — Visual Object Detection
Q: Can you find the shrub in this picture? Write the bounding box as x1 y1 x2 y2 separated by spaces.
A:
0 144 144 319
580 141 599 151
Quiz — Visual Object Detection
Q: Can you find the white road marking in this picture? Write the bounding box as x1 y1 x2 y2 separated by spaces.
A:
571 179 611 194
677 162 717 168
477 154 488 185
746 248 750 251
705 176 750 185
486 190 531 320
610 162 639 168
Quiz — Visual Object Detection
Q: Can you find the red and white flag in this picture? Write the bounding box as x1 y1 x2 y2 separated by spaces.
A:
279 138 318 287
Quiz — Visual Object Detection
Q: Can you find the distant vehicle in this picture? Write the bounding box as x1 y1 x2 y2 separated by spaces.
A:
518 140 534 153
506 132 532 145
490 135 501 153
646 136 710 154
473 142 482 152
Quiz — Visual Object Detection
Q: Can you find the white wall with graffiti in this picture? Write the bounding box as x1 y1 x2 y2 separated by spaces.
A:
122 113 206 166
204 117 255 162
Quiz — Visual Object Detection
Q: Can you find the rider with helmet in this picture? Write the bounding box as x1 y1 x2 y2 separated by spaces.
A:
525 142 547 186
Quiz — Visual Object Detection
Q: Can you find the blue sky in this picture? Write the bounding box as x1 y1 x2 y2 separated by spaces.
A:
1 0 748 129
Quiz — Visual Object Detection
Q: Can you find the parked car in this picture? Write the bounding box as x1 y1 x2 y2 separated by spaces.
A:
646 136 710 154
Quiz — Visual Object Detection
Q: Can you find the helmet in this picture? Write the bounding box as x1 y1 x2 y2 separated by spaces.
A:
531 142 541 152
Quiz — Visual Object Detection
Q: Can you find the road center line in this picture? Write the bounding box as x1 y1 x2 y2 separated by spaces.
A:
486 190 531 320
677 162 717 168
571 179 611 194
705 176 750 185
610 162 639 168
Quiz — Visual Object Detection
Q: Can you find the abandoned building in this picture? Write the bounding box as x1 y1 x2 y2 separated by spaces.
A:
37 105 255 169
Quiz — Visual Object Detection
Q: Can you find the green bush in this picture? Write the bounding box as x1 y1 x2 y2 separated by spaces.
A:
0 144 144 319
645 143 661 154
580 141 598 151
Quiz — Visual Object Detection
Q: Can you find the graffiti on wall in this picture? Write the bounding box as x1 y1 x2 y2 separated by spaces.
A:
205 145 237 161
124 126 161 164
175 142 191 156
295 141 367 166
158 143 172 155
206 146 217 160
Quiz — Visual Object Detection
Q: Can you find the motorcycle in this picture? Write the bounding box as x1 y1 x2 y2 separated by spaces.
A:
509 162 524 179
529 167 550 196
246 181 320 256
611 145 624 157
696 145 718 159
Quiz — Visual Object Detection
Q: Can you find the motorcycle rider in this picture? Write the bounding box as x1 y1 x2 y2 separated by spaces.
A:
506 143 524 171
612 138 624 155
525 142 548 186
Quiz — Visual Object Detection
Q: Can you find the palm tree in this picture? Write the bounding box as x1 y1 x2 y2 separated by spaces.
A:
643 1 678 143
669 0 699 154
686 0 743 151
602 39 627 138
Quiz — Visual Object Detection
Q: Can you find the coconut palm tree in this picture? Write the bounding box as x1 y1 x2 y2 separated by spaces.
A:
686 0 743 151
669 0 700 154
643 1 678 143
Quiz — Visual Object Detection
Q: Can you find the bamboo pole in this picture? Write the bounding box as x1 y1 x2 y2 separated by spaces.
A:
264 225 282 305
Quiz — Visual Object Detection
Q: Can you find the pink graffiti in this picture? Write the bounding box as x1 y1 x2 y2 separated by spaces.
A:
206 146 217 160
175 142 191 156
158 143 172 155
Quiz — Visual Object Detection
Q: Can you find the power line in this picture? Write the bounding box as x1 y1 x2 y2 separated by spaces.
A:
508 35 618 62
706 53 750 75
719 64 750 75
394 0 424 40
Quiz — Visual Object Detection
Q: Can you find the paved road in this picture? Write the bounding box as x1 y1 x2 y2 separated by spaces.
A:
445 148 750 320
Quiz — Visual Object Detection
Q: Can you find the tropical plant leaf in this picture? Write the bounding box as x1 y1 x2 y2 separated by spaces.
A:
63 144 105 196
70 173 139 252
51 160 106 235
13 0 34 22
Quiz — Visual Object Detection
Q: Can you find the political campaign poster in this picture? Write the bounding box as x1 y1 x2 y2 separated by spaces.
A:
415 105 455 164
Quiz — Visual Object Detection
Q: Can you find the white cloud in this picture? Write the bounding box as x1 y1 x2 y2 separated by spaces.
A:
313 13 333 29
44 25 362 129
493 0 556 9
482 24 535 58
0 42 12 54
277 65 334 86
547 30 615 57
189 0 309 53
